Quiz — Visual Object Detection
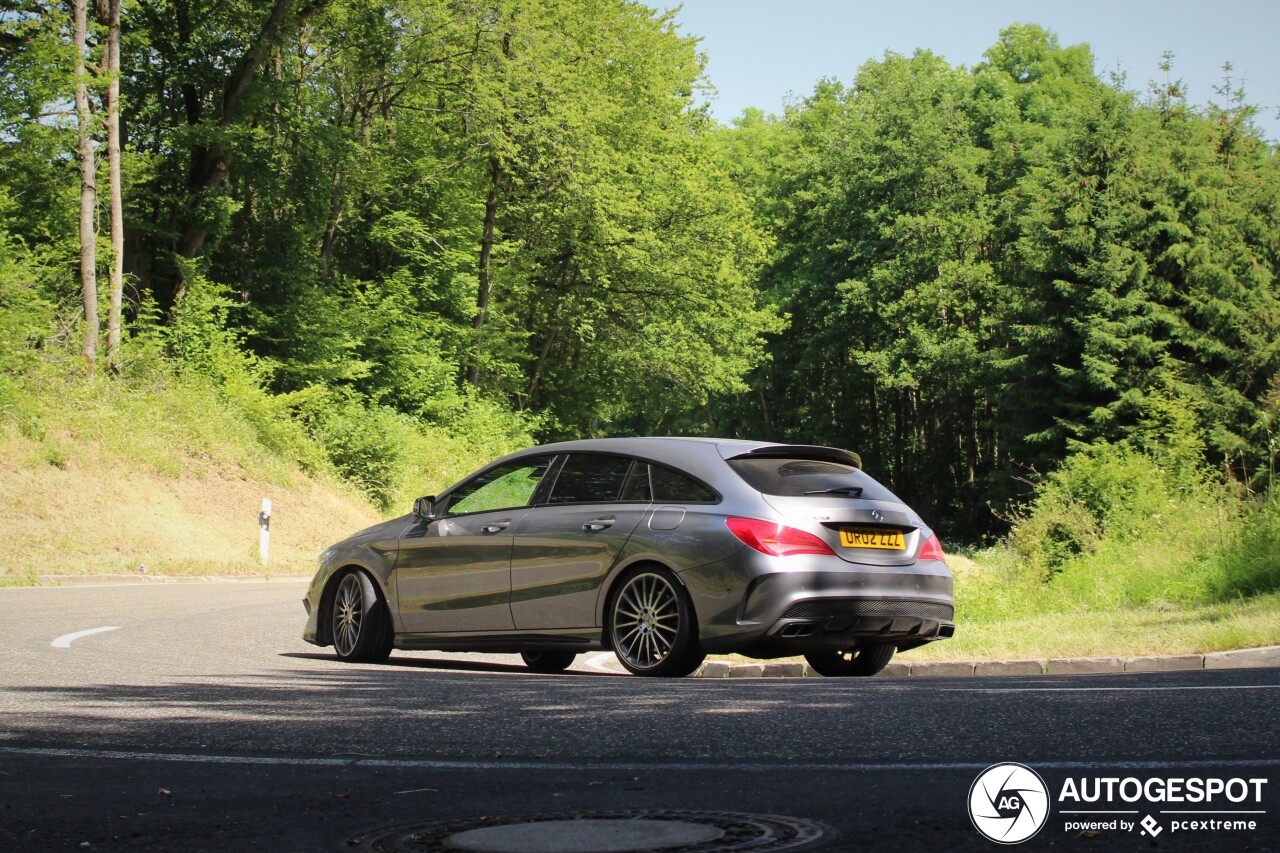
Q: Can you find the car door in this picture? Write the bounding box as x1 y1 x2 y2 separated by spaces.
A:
396 455 555 634
509 453 650 630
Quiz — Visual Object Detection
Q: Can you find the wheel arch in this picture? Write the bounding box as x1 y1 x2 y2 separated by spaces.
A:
316 562 391 647
596 558 699 646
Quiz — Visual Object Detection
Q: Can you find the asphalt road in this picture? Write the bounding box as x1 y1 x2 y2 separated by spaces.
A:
1 582 1277 852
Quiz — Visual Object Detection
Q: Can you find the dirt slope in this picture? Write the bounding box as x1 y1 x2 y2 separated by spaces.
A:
0 427 381 580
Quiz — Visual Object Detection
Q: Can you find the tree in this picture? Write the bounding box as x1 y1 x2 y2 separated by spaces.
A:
71 0 97 376
99 0 123 373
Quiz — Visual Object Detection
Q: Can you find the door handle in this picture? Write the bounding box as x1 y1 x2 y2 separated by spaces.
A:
482 519 511 534
583 516 616 532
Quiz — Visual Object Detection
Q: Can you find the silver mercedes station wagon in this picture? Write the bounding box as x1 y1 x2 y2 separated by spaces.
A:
302 437 955 677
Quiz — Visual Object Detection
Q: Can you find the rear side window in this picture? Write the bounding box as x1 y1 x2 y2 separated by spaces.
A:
727 457 896 501
619 463 718 503
547 454 633 504
651 465 717 502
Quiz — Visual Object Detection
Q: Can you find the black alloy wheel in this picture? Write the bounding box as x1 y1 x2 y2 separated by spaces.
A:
804 644 895 677
331 570 393 663
608 567 705 677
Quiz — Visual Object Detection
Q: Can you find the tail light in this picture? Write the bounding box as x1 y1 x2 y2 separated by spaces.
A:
919 532 947 564
726 517 835 557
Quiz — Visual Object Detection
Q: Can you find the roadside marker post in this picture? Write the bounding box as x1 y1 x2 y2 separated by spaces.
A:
258 498 272 566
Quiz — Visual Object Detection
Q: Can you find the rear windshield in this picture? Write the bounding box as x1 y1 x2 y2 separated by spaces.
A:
727 457 896 501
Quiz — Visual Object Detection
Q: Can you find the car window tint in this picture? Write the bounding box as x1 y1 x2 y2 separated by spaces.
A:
650 464 717 503
547 454 633 505
445 456 554 515
727 457 895 500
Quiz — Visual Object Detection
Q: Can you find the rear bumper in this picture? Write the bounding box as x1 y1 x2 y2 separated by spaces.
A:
765 596 955 653
705 596 955 657
685 555 954 656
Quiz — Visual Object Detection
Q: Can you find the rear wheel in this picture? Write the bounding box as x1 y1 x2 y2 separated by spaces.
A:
608 567 705 677
804 644 895 677
331 570 393 663
520 650 577 673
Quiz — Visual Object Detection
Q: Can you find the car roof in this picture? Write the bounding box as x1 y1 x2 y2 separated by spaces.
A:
433 437 863 498
530 436 770 458
485 437 858 487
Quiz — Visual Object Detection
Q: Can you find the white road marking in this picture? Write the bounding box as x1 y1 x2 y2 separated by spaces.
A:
943 685 1280 693
584 652 621 673
1 746 1278 773
50 626 121 648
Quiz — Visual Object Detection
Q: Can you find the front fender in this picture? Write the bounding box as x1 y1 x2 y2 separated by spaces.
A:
304 534 403 646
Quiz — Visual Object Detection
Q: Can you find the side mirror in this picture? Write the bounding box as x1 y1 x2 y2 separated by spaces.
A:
413 495 437 521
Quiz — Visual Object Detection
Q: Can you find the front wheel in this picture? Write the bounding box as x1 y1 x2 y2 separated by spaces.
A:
607 567 704 677
520 650 577 673
331 570 393 663
804 644 895 677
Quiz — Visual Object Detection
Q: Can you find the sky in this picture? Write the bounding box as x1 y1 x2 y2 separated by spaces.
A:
663 0 1280 142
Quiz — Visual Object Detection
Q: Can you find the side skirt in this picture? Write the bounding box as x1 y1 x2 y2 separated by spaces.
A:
395 629 602 654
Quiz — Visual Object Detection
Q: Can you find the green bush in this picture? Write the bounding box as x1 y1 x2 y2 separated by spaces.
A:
297 394 421 511
167 267 330 475
163 266 539 513
1215 497 1280 599
0 248 55 422
1008 444 1206 573
995 441 1277 611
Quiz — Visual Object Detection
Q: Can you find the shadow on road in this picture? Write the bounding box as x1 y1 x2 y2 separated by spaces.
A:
279 650 624 675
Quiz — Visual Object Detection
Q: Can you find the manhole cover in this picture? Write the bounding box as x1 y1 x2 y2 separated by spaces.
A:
345 810 829 853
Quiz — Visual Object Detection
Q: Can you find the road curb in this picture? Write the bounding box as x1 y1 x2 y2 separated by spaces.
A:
693 645 1280 679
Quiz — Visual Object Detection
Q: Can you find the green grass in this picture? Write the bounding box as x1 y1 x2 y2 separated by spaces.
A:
906 591 1280 662
0 568 38 588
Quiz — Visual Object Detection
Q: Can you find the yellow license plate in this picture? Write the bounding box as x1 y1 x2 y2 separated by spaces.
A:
839 527 905 551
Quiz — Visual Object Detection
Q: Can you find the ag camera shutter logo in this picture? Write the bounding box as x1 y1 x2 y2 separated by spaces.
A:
969 763 1051 844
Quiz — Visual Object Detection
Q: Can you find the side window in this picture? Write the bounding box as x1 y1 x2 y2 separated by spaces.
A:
546 454 633 505
444 455 554 516
650 464 717 503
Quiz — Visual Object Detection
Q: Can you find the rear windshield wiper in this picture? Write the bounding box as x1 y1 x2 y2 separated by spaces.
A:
803 487 863 497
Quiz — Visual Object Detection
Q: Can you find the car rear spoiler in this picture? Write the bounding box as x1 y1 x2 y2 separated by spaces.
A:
722 444 862 470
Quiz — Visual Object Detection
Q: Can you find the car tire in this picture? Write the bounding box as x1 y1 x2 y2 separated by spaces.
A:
520 650 577 673
607 566 705 677
331 570 393 663
804 644 895 677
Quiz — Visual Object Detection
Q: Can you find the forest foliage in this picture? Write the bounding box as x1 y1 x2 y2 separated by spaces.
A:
2 1 1278 581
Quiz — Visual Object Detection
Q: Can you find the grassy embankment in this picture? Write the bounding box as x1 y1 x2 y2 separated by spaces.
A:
3 374 1276 659
0 371 503 581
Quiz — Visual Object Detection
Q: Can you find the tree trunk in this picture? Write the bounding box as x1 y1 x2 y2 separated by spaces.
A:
468 154 503 387
104 0 124 374
752 381 773 440
72 0 98 378
526 304 563 403
319 169 344 280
